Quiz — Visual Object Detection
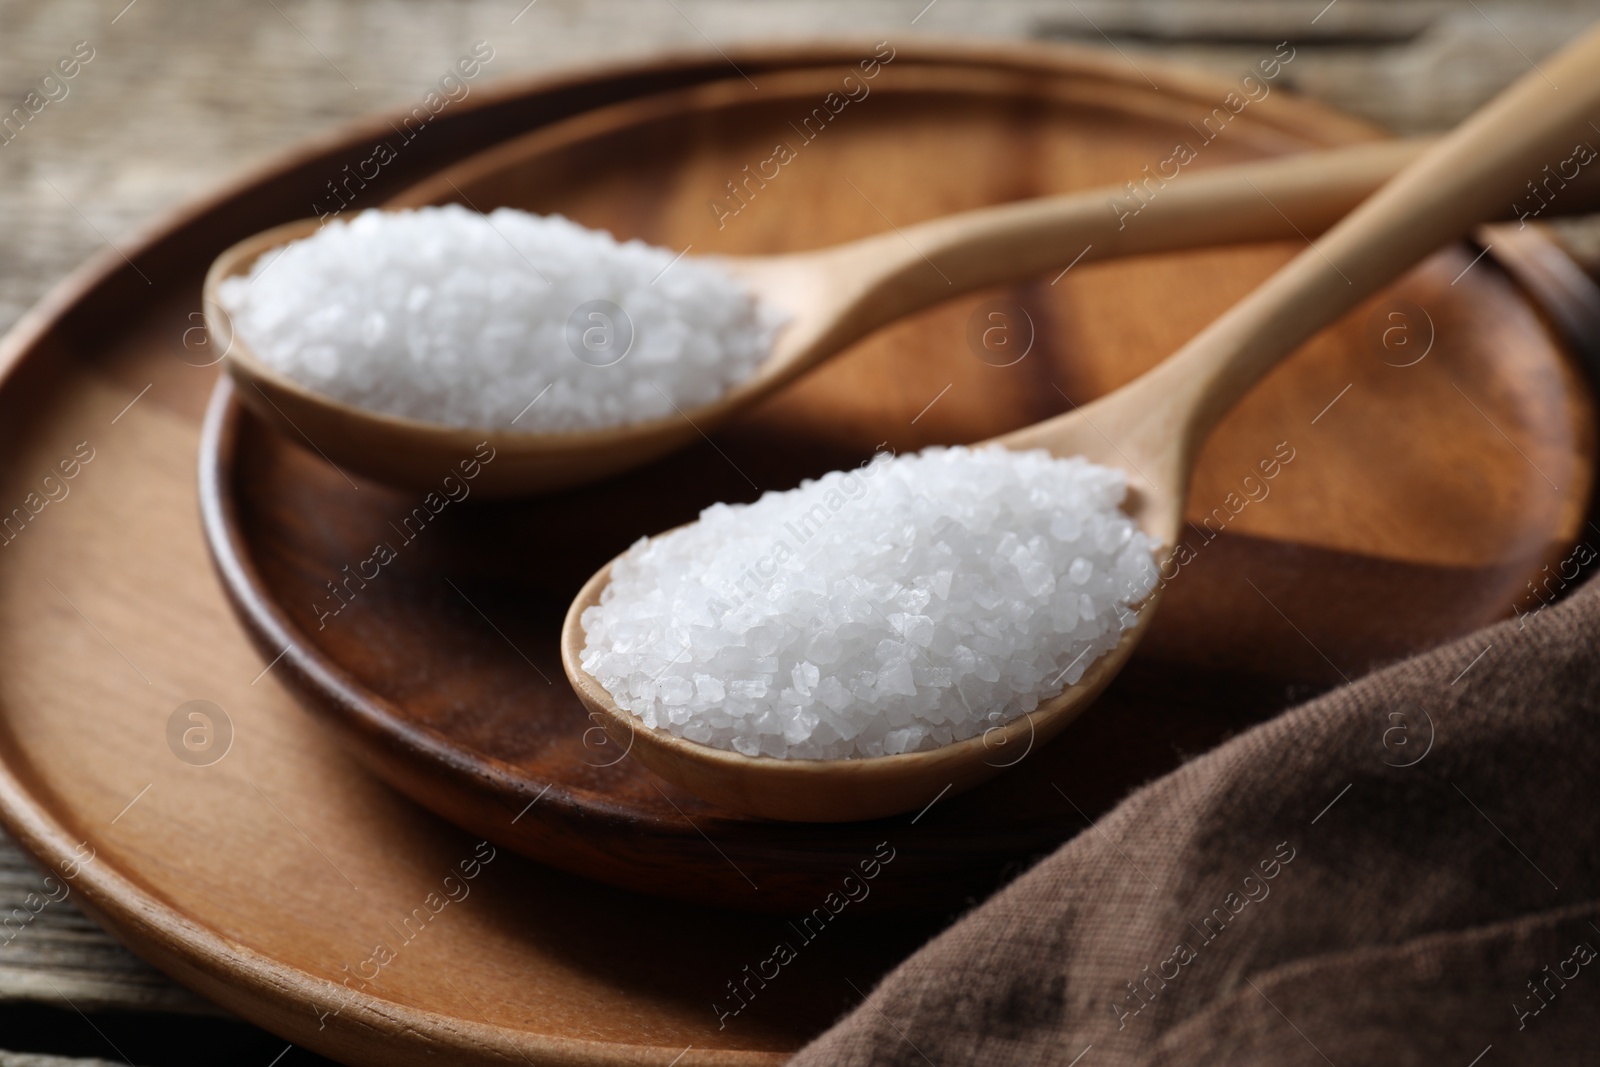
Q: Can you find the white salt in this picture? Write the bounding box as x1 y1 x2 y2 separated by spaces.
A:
217 205 784 431
579 445 1159 760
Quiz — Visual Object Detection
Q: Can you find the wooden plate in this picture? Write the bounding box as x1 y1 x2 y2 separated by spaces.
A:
204 63 1596 912
0 41 1593 1067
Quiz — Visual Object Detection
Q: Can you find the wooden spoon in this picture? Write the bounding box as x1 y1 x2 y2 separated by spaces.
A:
562 25 1600 821
205 139 1432 495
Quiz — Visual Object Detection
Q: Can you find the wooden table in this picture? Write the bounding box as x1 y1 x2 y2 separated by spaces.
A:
1 1 1596 1062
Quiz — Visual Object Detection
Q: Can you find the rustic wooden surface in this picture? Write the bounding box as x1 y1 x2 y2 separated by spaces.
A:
1 1 1598 1063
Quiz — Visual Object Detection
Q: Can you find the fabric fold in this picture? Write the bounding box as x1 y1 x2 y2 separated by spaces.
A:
792 563 1600 1066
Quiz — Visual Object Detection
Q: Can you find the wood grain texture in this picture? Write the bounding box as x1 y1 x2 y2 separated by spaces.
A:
0 0 1598 1059
0 846 213 1015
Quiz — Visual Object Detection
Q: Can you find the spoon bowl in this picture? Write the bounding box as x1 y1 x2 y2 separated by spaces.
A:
560 385 1186 822
204 221 823 494
561 21 1600 821
562 563 1164 823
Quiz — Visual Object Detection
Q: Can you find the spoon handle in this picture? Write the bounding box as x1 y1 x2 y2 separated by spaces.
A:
1147 22 1600 455
806 141 1429 348
870 139 1428 289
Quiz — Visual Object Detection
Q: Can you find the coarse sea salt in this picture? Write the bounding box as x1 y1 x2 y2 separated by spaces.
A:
579 445 1160 760
217 205 784 431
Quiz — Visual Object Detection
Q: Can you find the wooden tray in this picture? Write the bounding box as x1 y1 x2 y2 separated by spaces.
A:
0 41 1593 1067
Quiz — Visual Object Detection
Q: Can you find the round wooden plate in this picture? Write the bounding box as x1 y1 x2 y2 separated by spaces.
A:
204 63 1596 913
0 41 1593 1067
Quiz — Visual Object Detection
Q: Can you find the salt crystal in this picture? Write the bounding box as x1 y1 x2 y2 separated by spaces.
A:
580 446 1159 760
693 674 725 703
217 205 784 431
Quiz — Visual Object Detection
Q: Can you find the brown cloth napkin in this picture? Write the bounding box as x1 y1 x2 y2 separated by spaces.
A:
792 549 1600 1066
